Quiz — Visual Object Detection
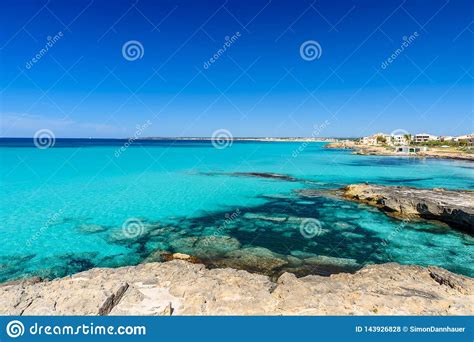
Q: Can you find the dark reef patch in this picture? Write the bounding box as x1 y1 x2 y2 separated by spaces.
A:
3 186 472 283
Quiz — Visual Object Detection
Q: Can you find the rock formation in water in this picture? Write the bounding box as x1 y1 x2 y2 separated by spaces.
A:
343 184 474 233
202 171 300 182
1 260 472 315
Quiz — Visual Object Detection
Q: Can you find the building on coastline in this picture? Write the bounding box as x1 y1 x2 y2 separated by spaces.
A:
390 134 409 145
361 133 391 145
361 132 473 147
396 146 428 154
437 136 454 142
361 136 377 145
361 133 408 146
454 134 473 143
414 133 437 143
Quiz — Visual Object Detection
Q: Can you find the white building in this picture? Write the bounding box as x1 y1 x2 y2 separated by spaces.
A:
414 133 437 143
396 146 428 154
454 134 473 142
437 136 454 142
362 133 391 145
390 134 409 145
361 136 377 145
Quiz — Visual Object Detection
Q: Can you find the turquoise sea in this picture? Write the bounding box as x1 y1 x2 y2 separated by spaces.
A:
1 139 473 282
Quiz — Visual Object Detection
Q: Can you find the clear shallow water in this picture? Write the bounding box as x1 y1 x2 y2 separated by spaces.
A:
0 139 473 281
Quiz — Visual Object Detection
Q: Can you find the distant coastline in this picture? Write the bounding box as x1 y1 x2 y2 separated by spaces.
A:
0 137 348 141
138 137 340 142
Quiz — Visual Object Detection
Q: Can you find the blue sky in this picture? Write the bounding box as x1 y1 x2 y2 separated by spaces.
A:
0 0 472 138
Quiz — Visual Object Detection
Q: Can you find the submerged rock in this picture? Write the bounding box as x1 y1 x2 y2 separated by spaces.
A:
78 224 107 234
212 247 288 275
268 254 362 277
143 250 167 263
203 171 300 182
232 172 299 182
343 184 474 233
290 250 317 259
169 236 240 259
304 255 359 269
1 261 472 315
243 213 288 222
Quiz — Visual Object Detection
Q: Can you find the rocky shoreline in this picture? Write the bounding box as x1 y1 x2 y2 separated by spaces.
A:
343 184 474 233
1 260 473 315
325 142 474 162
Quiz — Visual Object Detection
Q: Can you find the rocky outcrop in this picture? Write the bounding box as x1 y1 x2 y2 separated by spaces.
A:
343 184 474 233
203 171 300 182
232 172 299 182
324 141 357 149
1 261 472 315
353 147 474 161
324 142 474 161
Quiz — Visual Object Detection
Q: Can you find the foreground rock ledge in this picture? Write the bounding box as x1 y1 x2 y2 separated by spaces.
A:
343 184 474 233
1 261 473 315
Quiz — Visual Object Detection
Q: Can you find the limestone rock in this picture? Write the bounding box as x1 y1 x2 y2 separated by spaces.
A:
0 261 472 316
343 184 474 232
212 247 288 275
170 236 240 259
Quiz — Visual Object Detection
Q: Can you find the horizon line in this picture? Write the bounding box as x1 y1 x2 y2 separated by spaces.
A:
0 136 348 140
